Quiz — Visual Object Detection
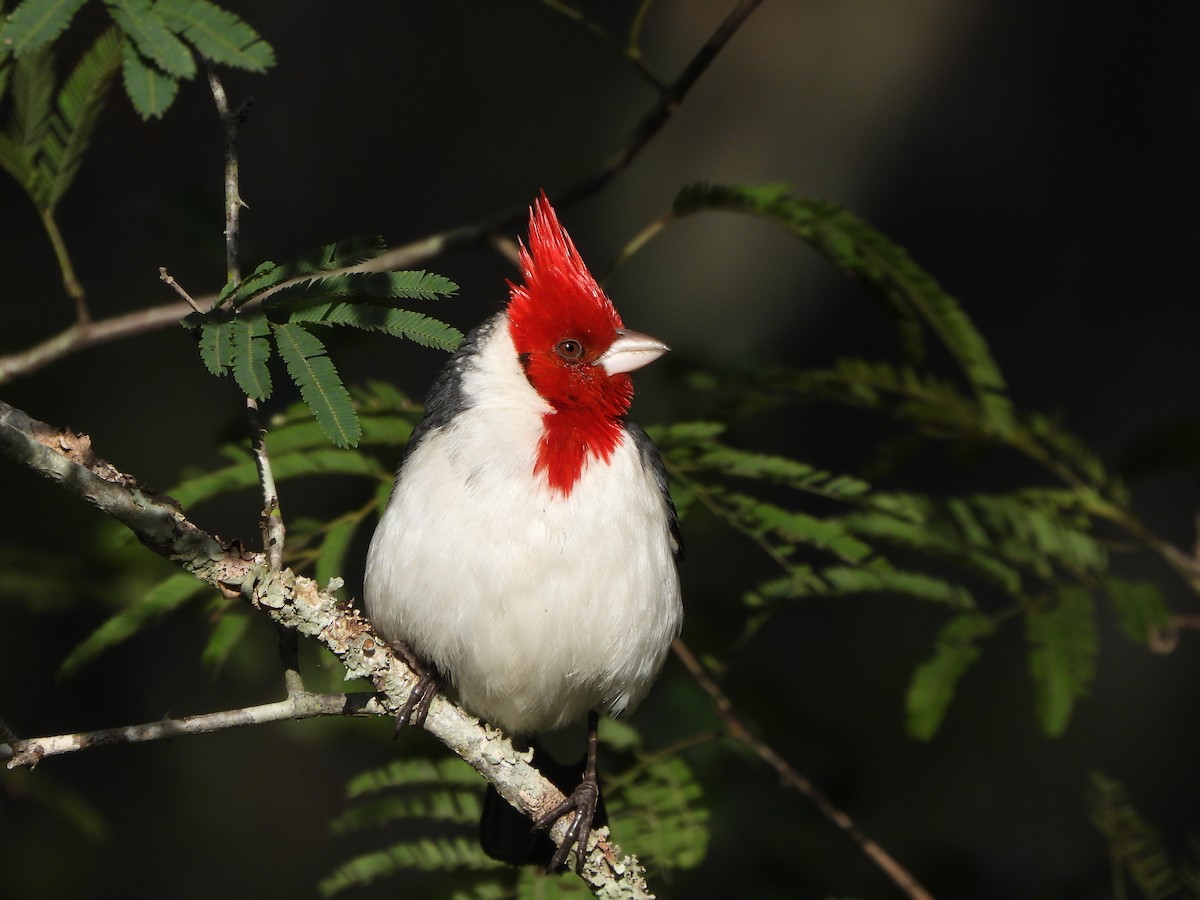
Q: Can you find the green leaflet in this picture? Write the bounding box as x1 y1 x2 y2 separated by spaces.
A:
200 608 250 674
43 27 123 208
0 0 88 57
905 612 996 740
1025 587 1098 737
273 322 360 448
1103 578 1170 644
230 315 271 399
197 316 235 376
284 302 464 352
10 43 55 151
104 0 196 79
155 0 275 72
58 572 212 678
120 40 177 119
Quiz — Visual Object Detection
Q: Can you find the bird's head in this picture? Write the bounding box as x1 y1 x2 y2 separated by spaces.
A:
507 193 668 493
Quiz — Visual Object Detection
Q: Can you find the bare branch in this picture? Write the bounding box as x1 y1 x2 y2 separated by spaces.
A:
671 639 935 900
2 693 386 768
0 396 653 898
158 267 204 313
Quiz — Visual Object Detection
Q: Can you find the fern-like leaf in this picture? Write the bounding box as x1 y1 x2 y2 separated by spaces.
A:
58 572 211 678
285 302 464 352
0 0 87 57
200 607 250 674
261 269 459 311
229 237 388 307
1103 578 1171 645
10 44 55 154
42 26 123 207
674 182 1014 432
1088 771 1185 900
906 612 996 740
331 790 482 835
608 754 709 871
169 444 386 509
104 0 196 78
155 0 275 72
230 314 271 399
120 40 178 119
320 837 495 895
272 322 360 448
345 757 481 797
1025 587 1097 737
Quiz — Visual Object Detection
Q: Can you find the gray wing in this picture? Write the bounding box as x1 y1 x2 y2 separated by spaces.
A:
625 422 684 562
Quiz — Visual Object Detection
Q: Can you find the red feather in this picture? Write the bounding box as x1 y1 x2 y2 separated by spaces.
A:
507 194 631 495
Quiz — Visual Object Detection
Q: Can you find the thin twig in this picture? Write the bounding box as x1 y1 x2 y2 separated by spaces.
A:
205 63 296 705
205 60 249 286
671 639 936 900
2 693 385 768
158 267 204 313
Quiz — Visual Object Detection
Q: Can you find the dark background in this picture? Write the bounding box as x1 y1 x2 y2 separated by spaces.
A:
2 2 1199 897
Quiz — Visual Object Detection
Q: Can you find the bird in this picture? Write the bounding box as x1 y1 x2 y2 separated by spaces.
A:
363 193 683 871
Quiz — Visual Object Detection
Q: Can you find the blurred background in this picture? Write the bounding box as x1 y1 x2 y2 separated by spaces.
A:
2 1 1199 897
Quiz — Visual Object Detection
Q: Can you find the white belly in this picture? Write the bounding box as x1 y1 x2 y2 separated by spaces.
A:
364 412 682 735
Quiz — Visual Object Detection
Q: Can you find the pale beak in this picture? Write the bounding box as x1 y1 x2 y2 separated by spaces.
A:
594 328 670 376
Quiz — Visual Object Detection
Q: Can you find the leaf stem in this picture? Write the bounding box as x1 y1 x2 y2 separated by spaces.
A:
40 206 89 324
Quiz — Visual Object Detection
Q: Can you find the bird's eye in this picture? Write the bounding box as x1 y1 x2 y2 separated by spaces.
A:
556 339 584 361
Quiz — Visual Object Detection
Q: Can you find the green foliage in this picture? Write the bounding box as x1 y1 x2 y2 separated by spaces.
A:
0 27 121 210
273 322 359 448
323 726 708 897
654 181 1189 744
906 612 996 740
0 0 273 119
1088 772 1196 900
58 571 215 678
0 0 88 58
183 238 459 447
1025 587 1097 738
673 182 1012 428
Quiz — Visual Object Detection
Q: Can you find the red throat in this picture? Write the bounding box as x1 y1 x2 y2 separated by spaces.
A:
507 194 631 496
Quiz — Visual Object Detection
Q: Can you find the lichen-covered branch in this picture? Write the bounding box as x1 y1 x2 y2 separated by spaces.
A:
0 397 654 898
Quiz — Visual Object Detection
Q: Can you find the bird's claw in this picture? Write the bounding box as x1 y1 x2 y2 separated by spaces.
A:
533 778 599 873
387 640 440 733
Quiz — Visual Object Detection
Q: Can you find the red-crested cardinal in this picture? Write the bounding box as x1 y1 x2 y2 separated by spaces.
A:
363 194 683 871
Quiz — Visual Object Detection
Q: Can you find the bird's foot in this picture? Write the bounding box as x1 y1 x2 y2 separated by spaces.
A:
532 776 600 873
387 640 439 732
